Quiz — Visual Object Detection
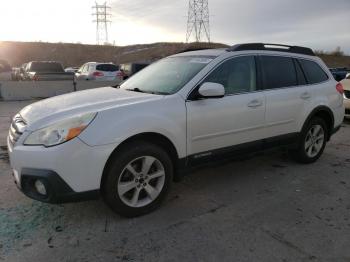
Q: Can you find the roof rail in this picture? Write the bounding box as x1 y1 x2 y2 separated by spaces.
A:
178 47 215 53
227 43 315 56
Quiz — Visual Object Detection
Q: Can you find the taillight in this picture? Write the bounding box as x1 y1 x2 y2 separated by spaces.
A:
336 83 344 94
93 71 104 77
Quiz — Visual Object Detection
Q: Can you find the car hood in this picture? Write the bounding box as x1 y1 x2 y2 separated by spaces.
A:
20 87 162 130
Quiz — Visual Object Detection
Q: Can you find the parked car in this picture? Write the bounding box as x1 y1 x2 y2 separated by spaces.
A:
119 62 150 80
329 67 350 81
341 77 350 117
8 43 344 217
75 62 120 81
22 61 74 81
0 59 12 81
65 67 79 73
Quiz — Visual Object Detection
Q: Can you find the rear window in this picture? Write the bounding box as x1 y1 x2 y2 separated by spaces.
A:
261 56 297 89
96 64 119 72
298 59 328 84
29 62 64 72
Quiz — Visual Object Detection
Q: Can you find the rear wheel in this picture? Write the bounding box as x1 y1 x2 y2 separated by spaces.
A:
102 141 173 217
291 117 328 163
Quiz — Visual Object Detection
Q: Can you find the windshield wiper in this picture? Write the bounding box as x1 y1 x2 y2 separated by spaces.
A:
125 88 168 95
150 91 169 95
125 87 146 93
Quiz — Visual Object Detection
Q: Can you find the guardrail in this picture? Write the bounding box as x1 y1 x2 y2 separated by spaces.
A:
0 80 121 101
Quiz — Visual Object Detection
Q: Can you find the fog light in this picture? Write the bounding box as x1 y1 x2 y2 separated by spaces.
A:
34 180 47 195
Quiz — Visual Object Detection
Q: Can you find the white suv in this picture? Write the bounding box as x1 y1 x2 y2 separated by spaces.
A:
8 43 344 217
75 62 120 81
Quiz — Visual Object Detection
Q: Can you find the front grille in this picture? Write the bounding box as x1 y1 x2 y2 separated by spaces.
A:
8 114 26 145
344 90 350 99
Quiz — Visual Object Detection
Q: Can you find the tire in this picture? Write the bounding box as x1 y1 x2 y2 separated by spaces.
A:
291 117 328 164
102 141 173 217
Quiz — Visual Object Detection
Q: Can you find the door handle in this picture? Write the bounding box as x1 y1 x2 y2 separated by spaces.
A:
300 92 311 100
247 99 263 108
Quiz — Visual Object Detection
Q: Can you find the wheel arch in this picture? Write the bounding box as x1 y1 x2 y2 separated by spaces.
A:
302 106 334 140
100 132 182 188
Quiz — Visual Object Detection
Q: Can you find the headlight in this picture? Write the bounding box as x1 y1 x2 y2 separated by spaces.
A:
24 112 97 147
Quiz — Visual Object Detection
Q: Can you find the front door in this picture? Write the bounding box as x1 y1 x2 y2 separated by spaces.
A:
186 55 266 159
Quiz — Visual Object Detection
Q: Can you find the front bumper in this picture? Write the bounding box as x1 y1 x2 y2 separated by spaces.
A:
18 168 99 203
8 136 117 203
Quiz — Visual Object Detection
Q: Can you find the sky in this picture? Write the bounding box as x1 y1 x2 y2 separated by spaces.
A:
0 0 349 53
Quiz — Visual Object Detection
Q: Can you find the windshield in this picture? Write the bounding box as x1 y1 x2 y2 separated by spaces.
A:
120 56 214 95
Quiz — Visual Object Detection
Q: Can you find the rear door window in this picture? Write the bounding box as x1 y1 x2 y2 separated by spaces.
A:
260 56 297 89
96 64 119 72
298 59 328 84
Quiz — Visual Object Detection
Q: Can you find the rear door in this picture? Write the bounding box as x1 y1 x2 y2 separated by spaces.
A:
186 55 266 160
260 55 308 142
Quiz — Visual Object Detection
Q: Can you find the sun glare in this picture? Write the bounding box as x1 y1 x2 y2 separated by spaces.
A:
0 0 182 45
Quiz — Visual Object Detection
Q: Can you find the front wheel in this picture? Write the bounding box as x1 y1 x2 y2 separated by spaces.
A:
102 142 173 217
291 117 328 163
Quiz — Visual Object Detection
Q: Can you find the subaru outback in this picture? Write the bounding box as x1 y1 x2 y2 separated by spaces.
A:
8 43 344 217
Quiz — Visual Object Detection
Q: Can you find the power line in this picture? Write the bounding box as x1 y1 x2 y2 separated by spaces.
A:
92 2 112 45
186 0 210 43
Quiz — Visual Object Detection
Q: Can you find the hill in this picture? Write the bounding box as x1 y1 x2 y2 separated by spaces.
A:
0 41 349 68
0 41 226 67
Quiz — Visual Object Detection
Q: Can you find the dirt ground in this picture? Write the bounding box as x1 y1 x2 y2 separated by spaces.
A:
0 100 350 262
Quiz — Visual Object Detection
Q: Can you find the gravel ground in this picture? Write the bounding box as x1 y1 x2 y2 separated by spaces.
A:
0 100 349 262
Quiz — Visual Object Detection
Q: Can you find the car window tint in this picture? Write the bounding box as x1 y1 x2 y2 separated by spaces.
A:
261 56 297 89
96 64 119 72
204 56 256 95
299 59 328 84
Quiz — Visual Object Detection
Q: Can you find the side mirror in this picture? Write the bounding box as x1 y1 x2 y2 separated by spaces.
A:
197 82 225 98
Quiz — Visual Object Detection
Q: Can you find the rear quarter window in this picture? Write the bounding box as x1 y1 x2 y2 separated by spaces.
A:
298 59 328 84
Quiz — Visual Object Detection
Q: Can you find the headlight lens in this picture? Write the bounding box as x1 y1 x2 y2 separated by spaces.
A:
24 112 97 147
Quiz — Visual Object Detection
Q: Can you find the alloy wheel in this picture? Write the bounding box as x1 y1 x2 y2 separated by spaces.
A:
304 124 325 158
117 156 165 208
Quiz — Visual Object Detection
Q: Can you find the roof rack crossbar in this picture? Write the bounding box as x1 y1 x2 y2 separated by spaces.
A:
227 43 315 56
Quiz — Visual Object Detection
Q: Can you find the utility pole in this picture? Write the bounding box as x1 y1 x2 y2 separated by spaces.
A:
186 0 210 43
92 2 111 45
